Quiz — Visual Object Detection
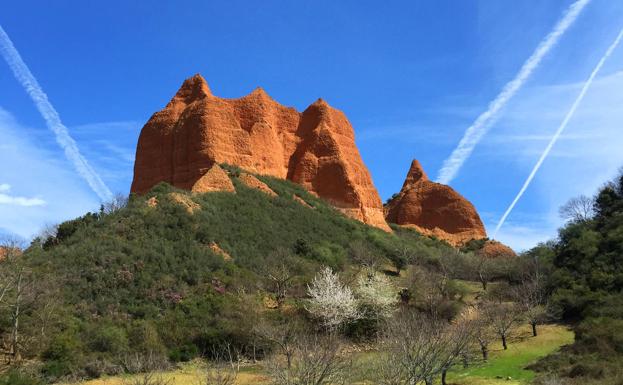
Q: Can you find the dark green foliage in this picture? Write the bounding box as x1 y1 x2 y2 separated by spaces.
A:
531 170 623 383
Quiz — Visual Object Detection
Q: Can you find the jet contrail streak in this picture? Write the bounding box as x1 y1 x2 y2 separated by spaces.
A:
436 0 591 185
0 25 112 202
494 27 623 237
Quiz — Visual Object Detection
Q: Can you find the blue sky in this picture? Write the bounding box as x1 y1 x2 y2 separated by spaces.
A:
1 0 623 250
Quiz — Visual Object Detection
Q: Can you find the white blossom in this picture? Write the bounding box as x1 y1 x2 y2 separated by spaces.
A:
354 270 398 320
306 267 359 329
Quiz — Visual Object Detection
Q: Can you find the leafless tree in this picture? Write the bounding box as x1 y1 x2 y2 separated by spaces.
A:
102 193 129 214
261 249 300 308
469 254 499 291
377 310 473 385
511 277 548 337
267 333 352 385
0 237 33 362
405 267 450 317
0 237 59 362
470 308 495 362
481 301 520 350
203 344 241 385
558 195 594 222
350 240 381 272
254 317 302 369
439 315 475 385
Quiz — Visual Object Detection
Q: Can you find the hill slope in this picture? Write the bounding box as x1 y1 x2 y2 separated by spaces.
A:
14 166 453 381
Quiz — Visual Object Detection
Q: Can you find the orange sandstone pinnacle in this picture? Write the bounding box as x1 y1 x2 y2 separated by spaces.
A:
131 74 390 231
385 159 487 245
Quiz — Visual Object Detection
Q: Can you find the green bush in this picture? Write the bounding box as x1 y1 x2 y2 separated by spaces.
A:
128 320 166 355
88 324 130 355
168 344 199 362
0 370 42 385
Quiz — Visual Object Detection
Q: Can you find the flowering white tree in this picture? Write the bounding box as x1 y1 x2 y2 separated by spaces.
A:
354 270 398 320
306 267 359 330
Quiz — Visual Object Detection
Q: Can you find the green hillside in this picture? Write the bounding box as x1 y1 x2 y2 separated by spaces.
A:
3 166 455 382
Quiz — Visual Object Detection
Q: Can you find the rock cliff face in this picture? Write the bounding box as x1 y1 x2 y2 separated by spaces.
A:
131 74 390 231
385 159 487 245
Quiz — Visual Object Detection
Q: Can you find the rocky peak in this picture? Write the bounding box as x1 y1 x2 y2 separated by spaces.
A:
131 74 390 231
401 159 429 190
173 74 212 103
385 158 486 245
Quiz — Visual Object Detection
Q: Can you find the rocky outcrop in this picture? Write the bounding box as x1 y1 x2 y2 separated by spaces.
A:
385 159 487 245
146 196 158 208
292 194 313 209
191 164 235 193
209 242 232 261
477 240 516 259
168 192 200 214
238 173 277 197
131 74 389 231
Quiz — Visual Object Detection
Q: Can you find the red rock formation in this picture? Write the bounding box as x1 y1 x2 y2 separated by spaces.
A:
385 159 487 245
477 240 516 259
131 74 389 231
191 164 235 193
238 173 277 197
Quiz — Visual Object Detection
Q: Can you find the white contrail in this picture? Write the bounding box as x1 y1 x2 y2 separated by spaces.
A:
436 0 591 185
0 25 112 202
494 27 623 237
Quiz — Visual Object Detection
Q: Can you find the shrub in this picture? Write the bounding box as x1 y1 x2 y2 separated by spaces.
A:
0 370 42 385
88 324 130 355
168 344 199 362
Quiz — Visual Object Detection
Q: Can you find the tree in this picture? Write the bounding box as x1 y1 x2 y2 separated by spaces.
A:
512 272 548 337
558 195 594 222
267 333 351 385
306 267 359 330
377 310 473 385
354 269 398 321
469 254 499 291
261 249 301 308
101 193 129 215
481 301 520 350
0 237 59 362
349 240 381 272
470 308 495 362
438 315 474 385
0 237 33 362
254 317 302 369
202 344 241 385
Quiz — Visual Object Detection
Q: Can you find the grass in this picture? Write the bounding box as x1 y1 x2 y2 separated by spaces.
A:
61 362 269 385
449 324 574 385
